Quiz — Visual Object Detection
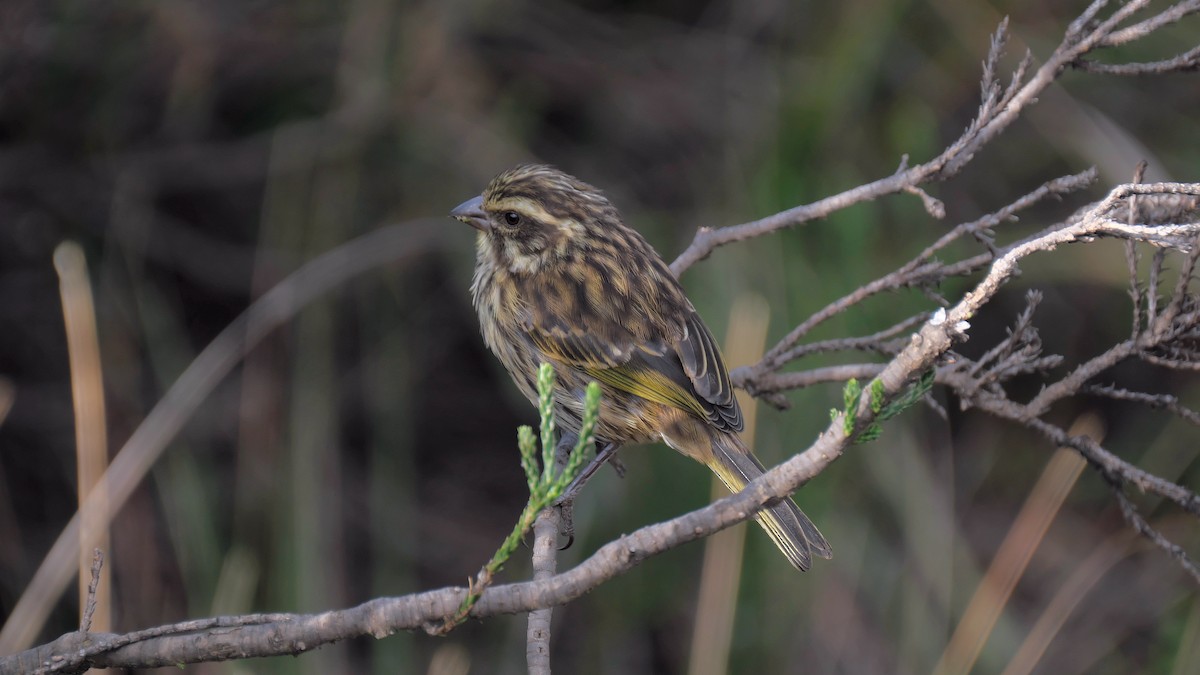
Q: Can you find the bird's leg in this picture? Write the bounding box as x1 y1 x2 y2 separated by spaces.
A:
553 441 621 548
607 452 627 478
566 441 622 496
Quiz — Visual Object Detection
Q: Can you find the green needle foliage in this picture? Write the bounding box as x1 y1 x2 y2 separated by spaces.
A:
437 363 601 633
832 369 935 443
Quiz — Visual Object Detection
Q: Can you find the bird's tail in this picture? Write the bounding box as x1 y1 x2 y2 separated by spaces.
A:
706 433 832 571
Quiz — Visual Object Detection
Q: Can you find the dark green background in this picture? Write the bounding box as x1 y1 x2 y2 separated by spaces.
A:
1 0 1197 673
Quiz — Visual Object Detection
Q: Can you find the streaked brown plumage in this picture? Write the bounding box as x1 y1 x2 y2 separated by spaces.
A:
451 164 830 570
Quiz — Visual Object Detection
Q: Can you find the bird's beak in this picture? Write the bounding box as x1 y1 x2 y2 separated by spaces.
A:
450 195 489 232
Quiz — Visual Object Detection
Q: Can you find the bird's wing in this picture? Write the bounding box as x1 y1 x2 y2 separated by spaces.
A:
526 302 743 433
673 311 743 432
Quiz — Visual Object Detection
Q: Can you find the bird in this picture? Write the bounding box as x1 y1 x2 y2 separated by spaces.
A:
451 164 831 570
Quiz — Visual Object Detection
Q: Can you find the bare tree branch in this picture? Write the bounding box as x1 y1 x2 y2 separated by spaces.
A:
1084 384 1200 427
668 1 1194 273
737 169 1097 390
527 441 571 674
12 173 1199 674
526 508 559 675
0 221 452 653
78 551 102 635
4 420 855 674
1096 0 1200 47
737 179 1200 582
1108 480 1200 585
1076 46 1200 75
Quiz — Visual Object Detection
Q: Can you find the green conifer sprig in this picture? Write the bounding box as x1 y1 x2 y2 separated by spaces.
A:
436 363 600 633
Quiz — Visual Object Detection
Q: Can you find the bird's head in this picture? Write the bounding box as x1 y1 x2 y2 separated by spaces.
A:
451 165 620 274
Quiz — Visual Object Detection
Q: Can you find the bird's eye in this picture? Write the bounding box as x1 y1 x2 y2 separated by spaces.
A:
503 212 522 226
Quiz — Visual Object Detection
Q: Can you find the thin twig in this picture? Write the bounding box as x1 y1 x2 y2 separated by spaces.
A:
944 375 1200 518
1126 162 1148 336
1076 45 1200 75
31 614 296 674
745 313 927 370
666 1 1127 275
1024 341 1138 416
1141 353 1200 371
739 364 886 396
1083 384 1200 427
1148 248 1166 325
915 170 1098 266
79 549 103 634
744 170 1095 382
1098 0 1200 47
1152 233 1200 335
1107 480 1200 585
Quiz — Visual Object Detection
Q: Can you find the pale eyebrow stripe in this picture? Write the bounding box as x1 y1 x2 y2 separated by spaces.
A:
491 197 554 223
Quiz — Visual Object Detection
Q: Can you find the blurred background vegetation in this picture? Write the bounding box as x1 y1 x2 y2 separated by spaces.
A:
1 0 1198 673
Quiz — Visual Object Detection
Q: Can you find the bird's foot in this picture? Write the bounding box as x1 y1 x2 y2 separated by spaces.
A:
552 440 621 548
